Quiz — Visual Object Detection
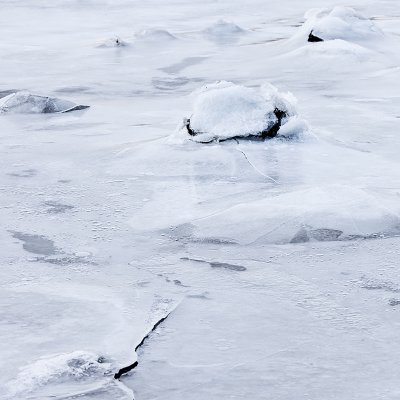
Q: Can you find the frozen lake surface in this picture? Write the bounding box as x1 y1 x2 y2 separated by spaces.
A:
1 0 400 399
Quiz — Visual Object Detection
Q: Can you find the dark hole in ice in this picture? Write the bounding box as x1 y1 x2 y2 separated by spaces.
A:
290 227 343 243
44 201 74 214
11 231 58 255
7 169 37 178
308 30 324 42
181 257 246 271
209 261 247 271
389 298 400 307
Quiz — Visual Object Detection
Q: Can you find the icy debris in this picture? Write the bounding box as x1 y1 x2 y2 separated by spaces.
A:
203 19 244 37
179 81 304 143
6 351 113 396
0 91 89 114
134 28 177 42
97 36 129 48
303 7 383 43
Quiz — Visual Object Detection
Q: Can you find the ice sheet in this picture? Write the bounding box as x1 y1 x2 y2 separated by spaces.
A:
1 0 400 399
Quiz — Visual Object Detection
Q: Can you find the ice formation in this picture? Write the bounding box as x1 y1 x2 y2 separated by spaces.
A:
304 7 383 43
181 81 304 142
0 91 89 114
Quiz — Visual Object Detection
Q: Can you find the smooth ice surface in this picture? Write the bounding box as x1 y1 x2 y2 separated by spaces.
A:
1 0 400 399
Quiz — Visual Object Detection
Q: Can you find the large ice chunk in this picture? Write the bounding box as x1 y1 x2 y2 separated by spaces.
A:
180 81 304 143
0 91 89 114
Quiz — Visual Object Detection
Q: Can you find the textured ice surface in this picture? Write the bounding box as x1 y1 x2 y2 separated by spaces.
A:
1 0 400 399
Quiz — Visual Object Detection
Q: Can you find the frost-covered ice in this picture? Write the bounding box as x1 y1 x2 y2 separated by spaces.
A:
1 0 400 399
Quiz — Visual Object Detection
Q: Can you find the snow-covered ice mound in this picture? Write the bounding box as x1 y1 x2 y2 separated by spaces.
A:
0 91 89 114
203 19 244 37
178 81 306 143
303 7 383 43
134 28 177 42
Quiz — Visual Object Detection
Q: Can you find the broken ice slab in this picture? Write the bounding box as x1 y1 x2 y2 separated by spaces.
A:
0 91 89 114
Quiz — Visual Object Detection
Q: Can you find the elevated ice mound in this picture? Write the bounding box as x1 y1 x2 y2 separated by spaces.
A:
304 6 383 43
134 28 177 41
203 19 244 37
179 81 305 143
0 91 89 114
